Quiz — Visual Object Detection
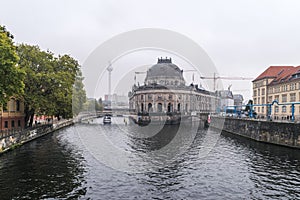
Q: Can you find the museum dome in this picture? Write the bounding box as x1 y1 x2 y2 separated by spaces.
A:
145 58 185 86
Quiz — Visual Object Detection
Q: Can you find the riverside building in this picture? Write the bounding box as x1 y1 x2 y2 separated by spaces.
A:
253 66 300 120
128 58 218 122
0 98 25 130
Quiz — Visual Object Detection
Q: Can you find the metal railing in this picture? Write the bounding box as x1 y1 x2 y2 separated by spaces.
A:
222 100 300 122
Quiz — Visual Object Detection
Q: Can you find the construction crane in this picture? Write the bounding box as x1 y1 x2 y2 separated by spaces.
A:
200 73 253 91
134 71 253 91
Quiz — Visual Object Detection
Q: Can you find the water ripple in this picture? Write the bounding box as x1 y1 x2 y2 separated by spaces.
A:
0 118 299 199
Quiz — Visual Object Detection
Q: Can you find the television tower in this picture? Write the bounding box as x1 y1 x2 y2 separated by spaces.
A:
107 62 113 101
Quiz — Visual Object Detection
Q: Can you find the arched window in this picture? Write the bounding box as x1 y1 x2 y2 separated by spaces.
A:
177 103 181 112
148 103 152 112
158 103 162 112
167 103 173 112
282 106 286 113
16 100 20 111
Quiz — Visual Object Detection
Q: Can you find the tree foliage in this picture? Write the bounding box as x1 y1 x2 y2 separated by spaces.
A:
17 44 86 126
0 25 25 105
72 71 86 115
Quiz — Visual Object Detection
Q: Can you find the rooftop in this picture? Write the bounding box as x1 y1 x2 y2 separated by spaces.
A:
253 66 294 82
145 57 184 81
254 65 300 85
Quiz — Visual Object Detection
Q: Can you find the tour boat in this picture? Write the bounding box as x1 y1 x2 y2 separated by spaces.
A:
103 115 112 124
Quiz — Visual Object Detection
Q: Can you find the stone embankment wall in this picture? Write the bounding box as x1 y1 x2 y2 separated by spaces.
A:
0 119 74 155
211 116 300 149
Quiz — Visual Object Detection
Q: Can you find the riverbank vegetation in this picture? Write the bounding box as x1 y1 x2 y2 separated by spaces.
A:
0 25 86 127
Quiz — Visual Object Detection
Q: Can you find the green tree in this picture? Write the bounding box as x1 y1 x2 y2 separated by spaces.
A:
97 98 103 111
17 44 84 126
72 71 86 115
52 54 81 119
17 44 55 126
0 25 25 105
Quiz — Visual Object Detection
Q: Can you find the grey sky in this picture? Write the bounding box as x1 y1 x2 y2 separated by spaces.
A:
1 0 300 100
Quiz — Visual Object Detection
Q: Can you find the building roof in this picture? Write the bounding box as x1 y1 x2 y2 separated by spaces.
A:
130 83 213 96
145 57 184 81
269 65 300 85
253 66 294 82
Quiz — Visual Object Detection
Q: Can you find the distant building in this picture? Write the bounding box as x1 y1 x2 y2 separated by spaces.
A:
233 94 244 111
253 66 300 120
104 93 129 108
0 98 25 130
128 57 218 118
217 90 234 112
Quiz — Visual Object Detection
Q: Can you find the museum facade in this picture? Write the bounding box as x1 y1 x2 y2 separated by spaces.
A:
128 58 218 118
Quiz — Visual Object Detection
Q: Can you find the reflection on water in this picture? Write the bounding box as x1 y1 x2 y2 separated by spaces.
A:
0 128 87 200
0 117 299 199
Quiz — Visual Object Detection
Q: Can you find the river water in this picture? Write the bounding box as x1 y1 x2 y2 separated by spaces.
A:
0 117 299 200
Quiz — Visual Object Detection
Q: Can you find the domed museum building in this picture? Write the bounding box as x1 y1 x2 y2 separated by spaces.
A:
128 58 218 122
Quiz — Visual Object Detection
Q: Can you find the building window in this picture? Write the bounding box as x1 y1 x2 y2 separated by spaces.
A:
262 107 264 113
290 93 296 102
157 95 162 101
268 96 273 103
291 83 295 90
268 88 272 94
167 103 173 112
282 94 287 103
254 98 257 104
148 103 152 112
4 121 8 128
16 100 20 111
262 88 265 95
282 106 287 113
10 100 15 112
157 103 162 112
275 95 279 101
254 90 257 96
258 89 260 96
11 120 15 128
141 95 143 100
282 85 287 92
290 106 293 113
258 107 260 112
261 97 265 104
169 95 172 100
148 94 152 100
275 106 279 113
18 120 21 127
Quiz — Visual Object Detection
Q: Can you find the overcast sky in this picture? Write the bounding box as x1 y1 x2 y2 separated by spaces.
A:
1 0 300 100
